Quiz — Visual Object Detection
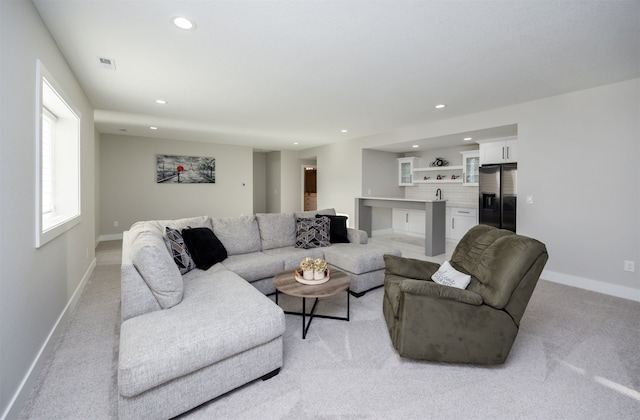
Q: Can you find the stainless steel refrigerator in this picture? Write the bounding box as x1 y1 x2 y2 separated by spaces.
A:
479 163 517 232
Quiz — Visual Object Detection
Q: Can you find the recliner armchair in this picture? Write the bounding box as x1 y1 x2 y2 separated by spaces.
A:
383 224 548 364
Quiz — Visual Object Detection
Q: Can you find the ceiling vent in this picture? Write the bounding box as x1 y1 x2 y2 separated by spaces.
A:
97 56 116 70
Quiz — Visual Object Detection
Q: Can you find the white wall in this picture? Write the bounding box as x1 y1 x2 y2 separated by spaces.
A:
266 151 281 213
0 1 97 417
280 150 303 213
100 134 254 236
253 152 267 214
302 79 640 300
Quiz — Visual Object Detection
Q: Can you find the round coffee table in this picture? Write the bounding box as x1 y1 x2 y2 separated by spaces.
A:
273 268 351 339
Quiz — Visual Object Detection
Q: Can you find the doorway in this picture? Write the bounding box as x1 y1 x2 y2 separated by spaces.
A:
303 166 317 211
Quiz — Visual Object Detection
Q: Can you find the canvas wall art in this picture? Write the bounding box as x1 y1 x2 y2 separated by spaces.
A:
156 154 215 183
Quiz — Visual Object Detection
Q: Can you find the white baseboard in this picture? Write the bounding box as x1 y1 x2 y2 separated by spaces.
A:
1 258 97 420
542 269 640 302
99 233 123 242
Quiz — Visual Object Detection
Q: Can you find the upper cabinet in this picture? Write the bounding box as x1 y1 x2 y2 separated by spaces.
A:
398 157 418 186
460 150 479 186
479 138 518 165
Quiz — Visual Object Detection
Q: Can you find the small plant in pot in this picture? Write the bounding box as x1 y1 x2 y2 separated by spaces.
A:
300 257 315 280
313 258 328 280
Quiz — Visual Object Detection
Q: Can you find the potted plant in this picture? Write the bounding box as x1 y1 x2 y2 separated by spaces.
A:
300 257 314 280
313 258 328 280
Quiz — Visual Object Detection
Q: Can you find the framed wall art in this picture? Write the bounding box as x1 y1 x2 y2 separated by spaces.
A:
156 154 215 184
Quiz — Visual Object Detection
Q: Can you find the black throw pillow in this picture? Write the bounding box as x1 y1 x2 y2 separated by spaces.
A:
316 214 350 243
181 227 228 270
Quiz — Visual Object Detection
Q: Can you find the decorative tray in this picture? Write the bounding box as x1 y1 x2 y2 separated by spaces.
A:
294 269 330 285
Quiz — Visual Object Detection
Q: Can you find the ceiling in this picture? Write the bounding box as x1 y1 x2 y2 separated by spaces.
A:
33 1 639 153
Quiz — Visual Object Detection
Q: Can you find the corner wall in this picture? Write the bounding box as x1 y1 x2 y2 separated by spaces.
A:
1 2 97 417
100 134 254 237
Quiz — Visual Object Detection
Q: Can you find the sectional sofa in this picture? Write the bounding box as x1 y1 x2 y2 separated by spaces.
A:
118 209 400 419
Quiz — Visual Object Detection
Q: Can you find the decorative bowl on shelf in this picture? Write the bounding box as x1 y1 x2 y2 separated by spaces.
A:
295 268 330 285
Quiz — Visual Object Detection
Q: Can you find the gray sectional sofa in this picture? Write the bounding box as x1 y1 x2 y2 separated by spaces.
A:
119 209 400 419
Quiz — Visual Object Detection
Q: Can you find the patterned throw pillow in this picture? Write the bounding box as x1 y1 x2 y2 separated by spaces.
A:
164 226 196 274
295 217 330 249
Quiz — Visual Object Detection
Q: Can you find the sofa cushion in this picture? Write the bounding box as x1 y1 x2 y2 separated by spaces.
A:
316 214 350 243
221 252 284 282
451 224 548 309
255 213 296 250
295 217 330 248
131 230 183 309
118 270 285 398
181 227 228 270
262 246 325 270
211 215 261 255
323 243 401 275
164 227 196 274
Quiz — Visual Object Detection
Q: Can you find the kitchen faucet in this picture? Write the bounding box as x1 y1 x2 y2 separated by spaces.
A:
435 188 442 200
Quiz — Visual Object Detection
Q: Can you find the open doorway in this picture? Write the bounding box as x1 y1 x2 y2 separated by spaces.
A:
303 166 317 211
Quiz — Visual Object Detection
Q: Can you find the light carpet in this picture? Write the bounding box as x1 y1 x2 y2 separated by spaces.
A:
19 241 640 419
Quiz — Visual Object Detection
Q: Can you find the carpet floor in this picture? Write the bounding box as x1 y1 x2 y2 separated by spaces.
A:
19 240 640 419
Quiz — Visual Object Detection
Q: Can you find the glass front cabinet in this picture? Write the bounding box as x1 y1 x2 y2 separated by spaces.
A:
398 157 418 186
461 151 480 186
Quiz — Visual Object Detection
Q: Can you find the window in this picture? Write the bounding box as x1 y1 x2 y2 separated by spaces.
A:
35 60 81 248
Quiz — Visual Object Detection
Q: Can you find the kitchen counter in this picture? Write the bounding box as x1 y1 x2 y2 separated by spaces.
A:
355 197 446 256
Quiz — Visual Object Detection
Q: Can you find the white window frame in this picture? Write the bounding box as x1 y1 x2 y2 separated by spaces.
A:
35 60 81 248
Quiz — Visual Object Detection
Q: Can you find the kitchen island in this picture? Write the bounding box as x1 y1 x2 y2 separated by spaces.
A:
356 197 446 256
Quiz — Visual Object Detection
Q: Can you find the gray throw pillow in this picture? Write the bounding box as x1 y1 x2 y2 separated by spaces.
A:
131 231 184 309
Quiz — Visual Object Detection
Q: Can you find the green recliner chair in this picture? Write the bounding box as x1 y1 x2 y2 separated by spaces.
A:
383 224 548 364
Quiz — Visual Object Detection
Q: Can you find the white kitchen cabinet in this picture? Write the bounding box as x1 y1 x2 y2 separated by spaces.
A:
392 208 410 232
392 208 425 236
460 150 480 186
408 210 426 235
446 207 478 241
398 157 418 186
479 139 518 165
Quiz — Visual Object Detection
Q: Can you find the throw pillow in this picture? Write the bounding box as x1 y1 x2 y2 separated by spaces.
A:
295 217 330 249
131 230 184 309
316 214 349 243
431 261 471 289
181 227 228 270
164 227 196 274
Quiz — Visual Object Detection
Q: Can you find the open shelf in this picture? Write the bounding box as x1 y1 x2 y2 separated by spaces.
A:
413 165 463 172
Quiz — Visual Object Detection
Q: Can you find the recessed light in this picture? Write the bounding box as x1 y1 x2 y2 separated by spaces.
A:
293 142 299 145
341 129 348 133
155 99 167 104
435 104 446 109
150 126 158 130
412 145 419 148
463 137 472 141
171 16 196 30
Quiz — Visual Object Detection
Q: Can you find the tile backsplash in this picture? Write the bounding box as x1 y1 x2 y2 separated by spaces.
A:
404 183 478 208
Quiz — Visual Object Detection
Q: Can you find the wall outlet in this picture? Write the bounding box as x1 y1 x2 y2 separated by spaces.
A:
624 260 635 272
113 221 119 227
526 195 534 204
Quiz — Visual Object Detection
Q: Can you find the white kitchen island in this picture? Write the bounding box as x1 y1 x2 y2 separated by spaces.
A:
356 197 446 256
